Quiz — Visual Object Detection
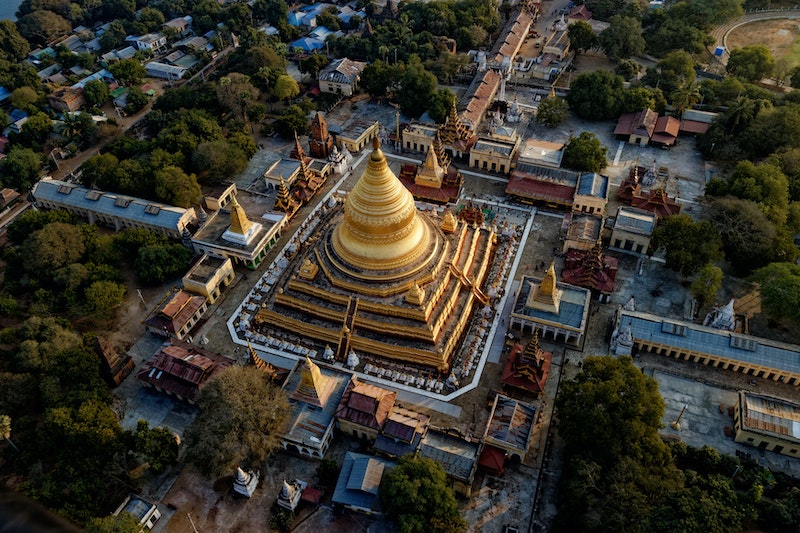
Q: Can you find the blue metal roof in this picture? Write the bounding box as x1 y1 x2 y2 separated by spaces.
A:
332 452 395 512
576 172 609 199
0 87 10 102
513 278 590 329
620 310 800 376
32 178 190 232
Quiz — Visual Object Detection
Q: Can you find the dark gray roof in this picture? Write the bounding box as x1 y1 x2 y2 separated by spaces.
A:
576 172 609 199
332 452 395 511
418 429 479 481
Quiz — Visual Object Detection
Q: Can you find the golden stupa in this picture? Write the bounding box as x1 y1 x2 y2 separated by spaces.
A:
254 137 496 370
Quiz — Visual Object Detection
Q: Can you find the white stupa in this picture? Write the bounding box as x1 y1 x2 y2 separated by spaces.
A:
233 466 259 498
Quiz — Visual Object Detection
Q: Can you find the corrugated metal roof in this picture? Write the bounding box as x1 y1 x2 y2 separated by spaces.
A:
620 309 800 377
332 452 395 511
742 392 800 440
418 429 479 480
33 178 191 232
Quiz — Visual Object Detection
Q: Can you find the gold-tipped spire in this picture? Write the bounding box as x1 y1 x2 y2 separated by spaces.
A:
332 135 431 270
526 260 563 314
229 194 253 235
290 355 333 408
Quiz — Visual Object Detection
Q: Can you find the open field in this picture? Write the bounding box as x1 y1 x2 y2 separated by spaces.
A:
727 18 800 66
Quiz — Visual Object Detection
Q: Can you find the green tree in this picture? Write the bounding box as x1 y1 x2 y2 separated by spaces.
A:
124 86 148 114
274 104 309 138
23 222 85 272
154 165 202 207
10 86 39 112
134 244 192 285
536 96 569 128
17 10 71 45
191 140 248 184
650 215 723 277
670 81 701 117
109 59 147 87
83 79 110 107
85 513 141 533
216 73 260 121
567 20 596 53
361 60 396 98
84 280 125 318
299 53 329 79
557 355 669 468
690 264 723 309
0 20 31 63
184 366 289 478
2 146 42 190
728 161 789 225
724 95 756 134
126 420 179 473
597 15 645 62
427 88 455 124
614 58 641 80
381 455 467 533
566 70 624 120
643 50 696 97
99 21 126 51
19 111 53 145
790 66 800 89
753 262 800 323
708 197 796 275
0 414 19 452
562 132 607 172
397 55 438 118
727 45 775 82
272 73 300 103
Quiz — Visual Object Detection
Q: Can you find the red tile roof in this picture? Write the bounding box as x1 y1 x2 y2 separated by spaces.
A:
501 342 552 395
335 380 396 432
561 247 618 295
506 173 576 206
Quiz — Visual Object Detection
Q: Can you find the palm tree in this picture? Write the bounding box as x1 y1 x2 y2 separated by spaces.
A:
670 81 701 117
725 96 756 134
0 415 19 453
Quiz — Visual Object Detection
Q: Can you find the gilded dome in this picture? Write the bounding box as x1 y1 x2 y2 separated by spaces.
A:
333 137 431 270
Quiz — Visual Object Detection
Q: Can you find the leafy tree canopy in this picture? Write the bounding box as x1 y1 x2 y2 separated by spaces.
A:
753 262 800 323
380 454 467 533
651 215 724 277
184 366 289 478
727 44 775 82
566 70 624 120
562 132 608 172
536 97 569 128
598 15 646 62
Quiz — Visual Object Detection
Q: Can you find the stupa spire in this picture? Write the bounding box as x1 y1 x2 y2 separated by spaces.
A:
290 355 333 408
229 194 253 235
332 136 431 270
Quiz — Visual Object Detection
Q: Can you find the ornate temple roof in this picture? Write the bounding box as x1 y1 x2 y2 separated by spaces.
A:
332 137 431 270
527 261 562 314
290 356 336 408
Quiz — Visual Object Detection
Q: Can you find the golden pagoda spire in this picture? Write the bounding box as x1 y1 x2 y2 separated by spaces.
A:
290 355 333 408
540 261 557 297
527 260 563 314
332 136 431 270
229 194 253 235
415 145 445 188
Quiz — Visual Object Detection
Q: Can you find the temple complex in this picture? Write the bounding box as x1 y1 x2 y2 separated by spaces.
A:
398 136 464 204
501 330 552 397
251 138 498 371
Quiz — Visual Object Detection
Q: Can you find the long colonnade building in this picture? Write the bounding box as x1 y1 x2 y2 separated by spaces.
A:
253 138 497 371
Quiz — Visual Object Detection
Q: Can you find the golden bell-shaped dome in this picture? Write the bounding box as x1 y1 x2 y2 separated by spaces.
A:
333 137 431 270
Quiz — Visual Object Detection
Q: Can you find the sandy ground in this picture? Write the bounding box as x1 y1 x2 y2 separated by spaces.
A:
727 19 800 61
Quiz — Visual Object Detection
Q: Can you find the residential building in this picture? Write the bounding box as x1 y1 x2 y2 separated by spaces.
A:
610 206 655 255
328 118 379 153
136 337 234 403
144 289 208 340
734 392 800 458
542 30 570 59
48 87 85 113
163 16 193 36
318 58 367 97
126 33 168 54
32 178 197 239
144 61 188 80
